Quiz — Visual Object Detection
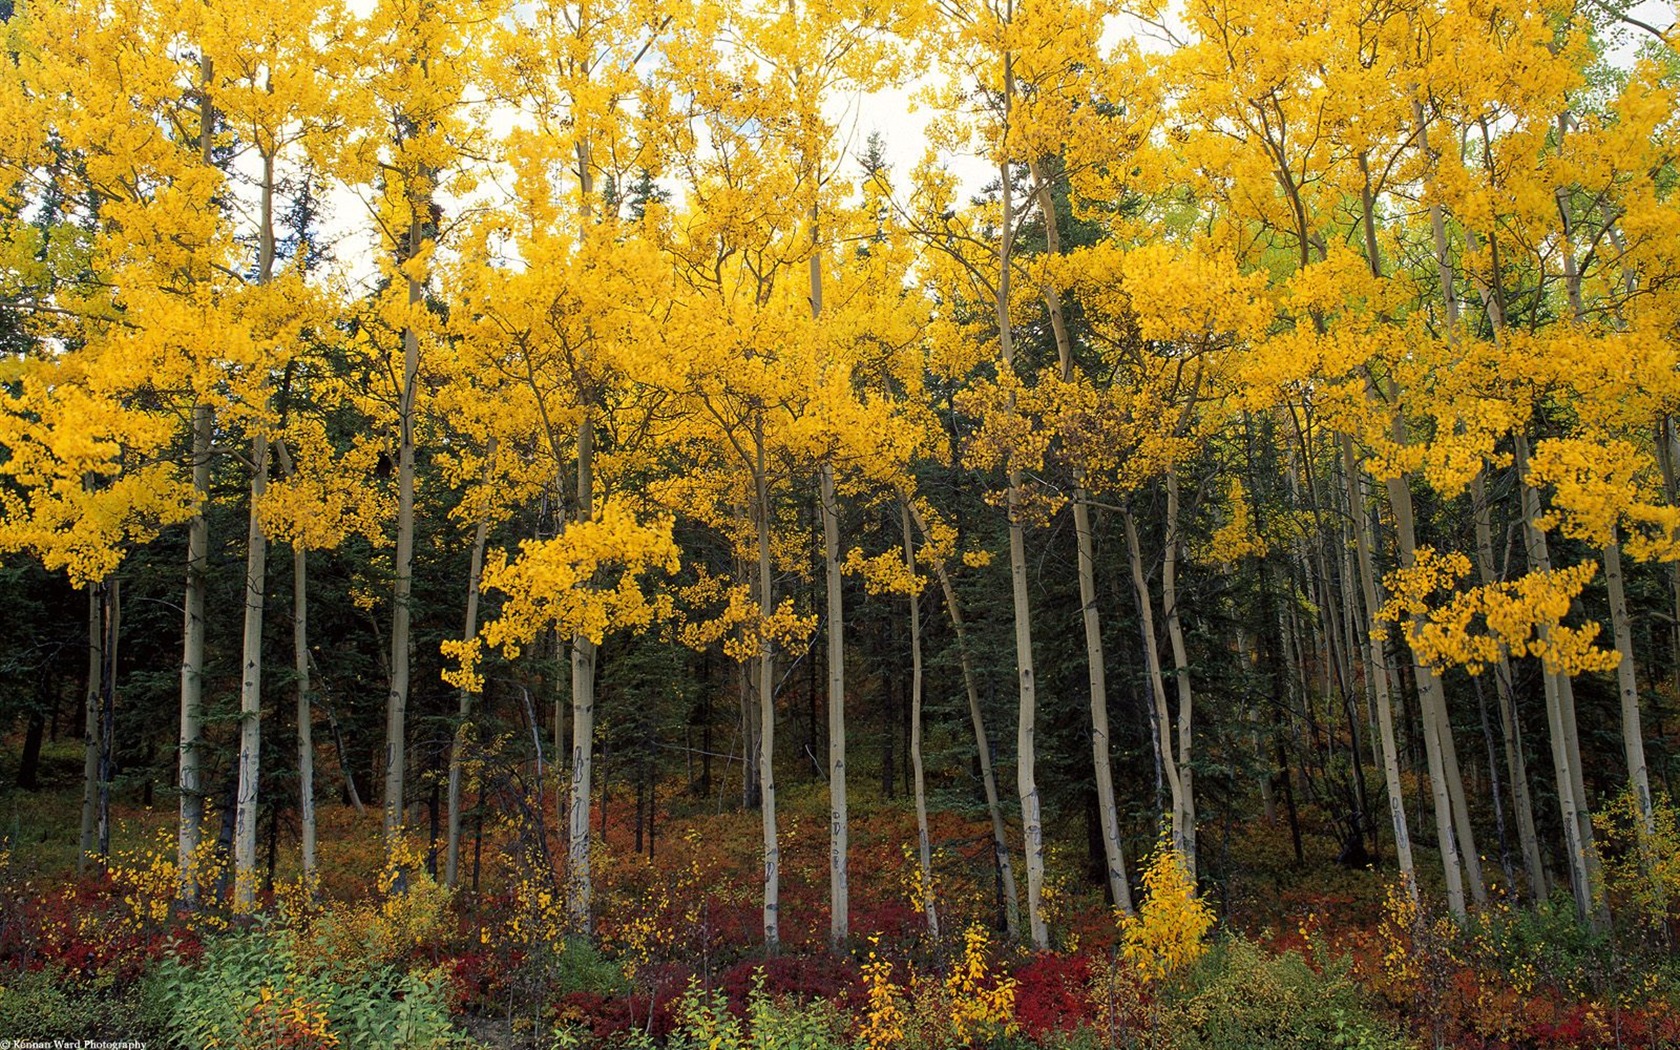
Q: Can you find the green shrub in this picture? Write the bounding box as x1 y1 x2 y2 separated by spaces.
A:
158 922 466 1050
0 966 110 1038
657 974 847 1050
0 964 173 1044
1159 937 1411 1050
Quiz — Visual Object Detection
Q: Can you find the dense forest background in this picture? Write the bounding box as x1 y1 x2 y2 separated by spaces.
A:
2 0 1680 1044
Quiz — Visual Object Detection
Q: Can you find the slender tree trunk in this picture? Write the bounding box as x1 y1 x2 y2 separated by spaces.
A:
295 544 316 887
1604 536 1655 836
384 217 423 843
570 416 598 934
1471 470 1548 900
822 462 848 946
180 404 211 897
235 153 279 909
1384 467 1469 919
903 505 939 940
1513 434 1605 925
910 505 1020 938
1123 509 1186 855
80 580 102 872
234 433 269 910
446 447 494 889
1163 469 1196 870
992 104 1047 949
755 423 780 953
179 51 216 899
97 580 119 859
1028 157 1131 914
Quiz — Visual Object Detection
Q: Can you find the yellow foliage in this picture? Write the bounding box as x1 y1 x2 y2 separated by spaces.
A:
942 924 1018 1043
1120 837 1214 982
859 938 906 1050
1377 548 1619 676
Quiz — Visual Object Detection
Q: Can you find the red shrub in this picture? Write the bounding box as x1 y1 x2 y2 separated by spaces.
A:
1012 953 1093 1037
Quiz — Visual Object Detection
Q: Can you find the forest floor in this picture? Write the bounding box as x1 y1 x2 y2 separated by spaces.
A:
1 736 1678 1048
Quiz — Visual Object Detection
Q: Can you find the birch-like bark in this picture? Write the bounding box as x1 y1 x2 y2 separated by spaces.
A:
1123 509 1185 855
1604 536 1655 835
234 155 278 909
1384 467 1470 920
179 53 215 896
383 228 421 843
1513 434 1604 924
903 505 939 940
1342 436 1415 897
1471 470 1548 900
754 424 781 953
1028 157 1131 913
907 502 1020 938
445 440 494 888
569 416 598 932
294 543 315 887
80 581 102 872
822 462 848 945
1163 468 1196 870
234 431 269 910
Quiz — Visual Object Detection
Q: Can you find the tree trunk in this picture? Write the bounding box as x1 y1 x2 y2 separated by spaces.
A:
1471 470 1548 900
1513 434 1605 926
570 416 599 934
1029 157 1131 914
446 442 495 888
756 423 781 953
1604 536 1655 837
179 402 211 896
234 433 269 910
909 503 1020 938
903 505 939 941
295 544 316 887
822 462 848 946
79 580 102 873
179 52 214 898
1123 509 1186 858
1384 466 1470 919
1163 469 1196 870
383 219 423 843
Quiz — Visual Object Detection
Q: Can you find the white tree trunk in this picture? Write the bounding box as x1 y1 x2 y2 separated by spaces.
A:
755 424 780 953
295 544 315 887
1340 435 1415 898
234 433 269 910
822 462 848 946
903 505 939 940
445 441 494 888
1163 469 1196 869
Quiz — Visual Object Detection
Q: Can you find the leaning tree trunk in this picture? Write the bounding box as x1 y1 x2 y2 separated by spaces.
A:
1123 509 1186 858
1163 468 1197 870
907 502 1020 938
1384 466 1472 921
